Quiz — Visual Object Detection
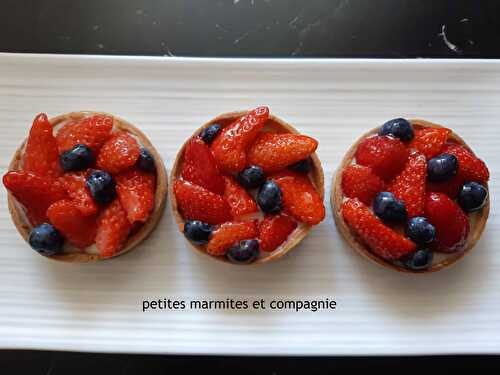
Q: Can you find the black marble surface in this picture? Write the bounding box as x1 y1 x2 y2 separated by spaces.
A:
1 0 500 373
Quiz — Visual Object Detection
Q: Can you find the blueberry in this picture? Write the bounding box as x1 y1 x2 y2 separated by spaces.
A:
237 165 266 189
458 182 488 212
137 148 156 172
379 118 414 141
257 180 283 214
199 124 221 144
86 170 116 204
59 144 95 172
183 220 213 245
427 153 458 182
373 192 407 222
403 249 433 271
226 239 259 264
406 217 436 245
29 223 64 256
289 158 312 173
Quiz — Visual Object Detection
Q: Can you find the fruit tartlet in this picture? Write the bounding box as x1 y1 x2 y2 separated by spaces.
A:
170 107 325 264
333 118 489 273
3 112 167 262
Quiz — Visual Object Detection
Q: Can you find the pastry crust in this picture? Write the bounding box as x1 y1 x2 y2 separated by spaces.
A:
7 111 168 262
331 119 489 273
170 110 325 265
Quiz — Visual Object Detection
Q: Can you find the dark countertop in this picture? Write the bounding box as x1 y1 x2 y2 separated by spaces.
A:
1 0 500 373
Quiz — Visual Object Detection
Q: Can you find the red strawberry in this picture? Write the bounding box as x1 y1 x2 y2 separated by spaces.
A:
259 214 297 252
47 200 97 249
341 198 416 260
116 168 155 223
355 135 408 180
246 132 318 173
427 174 464 199
425 192 470 253
3 171 67 226
173 180 232 225
223 176 258 218
341 164 385 205
409 127 451 159
56 114 113 154
206 220 258 256
23 113 62 178
61 172 98 216
96 131 141 174
441 143 489 183
211 106 269 173
387 152 427 217
181 137 225 194
95 198 132 258
272 170 325 225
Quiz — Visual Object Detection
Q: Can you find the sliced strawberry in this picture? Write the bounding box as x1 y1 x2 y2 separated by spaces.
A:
387 152 427 217
181 137 225 194
341 164 385 205
96 131 141 174
173 180 232 225
23 113 62 177
95 198 132 258
211 106 269 173
47 200 97 249
259 214 297 252
409 127 451 159
115 168 155 223
56 114 113 154
61 172 98 216
427 174 464 199
355 135 408 180
246 132 318 173
3 171 67 226
425 192 470 253
441 143 489 183
223 176 258 218
272 170 325 225
341 198 416 260
206 220 258 256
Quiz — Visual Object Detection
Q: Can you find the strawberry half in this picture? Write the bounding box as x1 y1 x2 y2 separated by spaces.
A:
181 137 225 195
427 174 464 199
259 214 297 252
409 127 451 159
223 176 258 218
56 114 113 154
341 198 416 260
206 220 258 256
97 131 141 174
211 106 269 173
341 164 385 205
95 198 132 258
441 143 489 184
246 132 318 173
23 113 62 178
116 168 155 223
61 172 98 216
173 180 232 225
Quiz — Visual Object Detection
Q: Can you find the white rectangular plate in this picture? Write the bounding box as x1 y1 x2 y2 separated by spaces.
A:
0 54 499 355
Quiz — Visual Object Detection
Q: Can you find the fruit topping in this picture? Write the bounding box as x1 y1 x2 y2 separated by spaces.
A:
211 106 269 173
341 164 385 205
28 223 64 256
409 127 451 159
406 217 436 245
237 165 266 189
289 158 312 173
427 153 458 182
137 148 156 173
426 174 464 199
96 131 141 174
227 239 260 264
441 143 489 183
61 172 98 216
206 220 258 256
256 180 283 214
95 198 132 258
223 176 258 218
373 192 407 222
23 113 62 178
56 114 113 154
59 144 95 172
173 180 232 225
425 192 470 253
378 118 414 142
341 198 416 260
199 124 221 144
458 182 488 212
183 220 213 245
355 135 408 180
259 214 297 252
403 249 433 271
181 137 225 195
387 152 426 217
116 168 155 223
86 170 116 205
247 132 318 173
47 200 97 249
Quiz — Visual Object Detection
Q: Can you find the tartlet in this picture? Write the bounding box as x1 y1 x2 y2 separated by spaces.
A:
332 119 490 273
170 107 325 265
4 111 167 262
